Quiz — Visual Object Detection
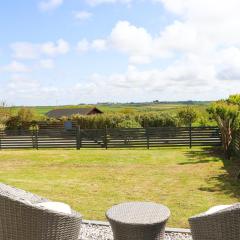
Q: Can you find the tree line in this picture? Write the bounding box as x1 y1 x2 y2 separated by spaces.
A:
0 106 212 130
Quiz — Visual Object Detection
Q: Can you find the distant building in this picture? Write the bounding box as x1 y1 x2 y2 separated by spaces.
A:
46 107 103 119
45 107 103 130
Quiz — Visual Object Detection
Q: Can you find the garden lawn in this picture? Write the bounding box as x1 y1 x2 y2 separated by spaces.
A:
0 147 239 228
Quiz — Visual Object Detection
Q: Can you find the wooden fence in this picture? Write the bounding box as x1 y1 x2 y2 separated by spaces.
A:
233 131 240 156
0 126 221 150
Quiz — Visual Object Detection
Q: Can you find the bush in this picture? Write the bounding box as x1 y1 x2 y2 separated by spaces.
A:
207 100 240 159
136 112 179 128
117 119 142 128
177 107 198 126
72 113 129 129
0 123 6 130
6 108 36 130
0 105 11 125
71 112 179 129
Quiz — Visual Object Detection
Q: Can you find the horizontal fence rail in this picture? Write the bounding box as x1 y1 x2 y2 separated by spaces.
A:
0 127 221 150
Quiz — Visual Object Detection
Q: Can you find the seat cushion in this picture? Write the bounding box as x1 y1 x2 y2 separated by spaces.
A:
35 201 72 214
205 205 232 214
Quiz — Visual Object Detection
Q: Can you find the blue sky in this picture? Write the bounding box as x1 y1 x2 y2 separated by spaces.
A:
0 0 239 105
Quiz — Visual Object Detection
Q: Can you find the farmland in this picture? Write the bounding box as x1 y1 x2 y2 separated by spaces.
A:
10 101 211 117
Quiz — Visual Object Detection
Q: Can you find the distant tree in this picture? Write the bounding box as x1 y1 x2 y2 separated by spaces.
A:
177 107 198 126
207 100 240 159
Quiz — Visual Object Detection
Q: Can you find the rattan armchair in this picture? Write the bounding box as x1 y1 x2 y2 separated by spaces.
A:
189 203 240 240
0 183 82 240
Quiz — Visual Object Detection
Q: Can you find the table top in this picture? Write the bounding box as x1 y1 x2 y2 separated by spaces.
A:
106 202 170 225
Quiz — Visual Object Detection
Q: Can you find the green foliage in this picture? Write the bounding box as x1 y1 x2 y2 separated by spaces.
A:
0 123 6 130
4 103 215 129
208 101 239 127
136 112 179 128
72 113 129 129
17 108 36 123
0 103 11 125
117 119 142 128
6 108 36 129
71 112 179 129
197 116 210 127
119 108 137 114
207 100 240 159
177 107 198 126
228 94 240 106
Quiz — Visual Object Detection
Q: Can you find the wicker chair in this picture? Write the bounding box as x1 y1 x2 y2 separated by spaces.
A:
189 203 240 240
0 183 82 240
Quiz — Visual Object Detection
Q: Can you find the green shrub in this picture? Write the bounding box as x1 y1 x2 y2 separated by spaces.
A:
177 107 198 126
207 100 240 159
117 119 142 128
6 108 36 130
136 112 178 128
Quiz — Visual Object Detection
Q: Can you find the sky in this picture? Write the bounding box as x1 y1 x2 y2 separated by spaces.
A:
0 0 240 106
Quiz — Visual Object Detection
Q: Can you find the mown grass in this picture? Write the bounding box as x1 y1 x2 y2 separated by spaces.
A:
0 147 239 227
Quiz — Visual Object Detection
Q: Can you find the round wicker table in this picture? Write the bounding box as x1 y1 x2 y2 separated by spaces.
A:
106 202 170 240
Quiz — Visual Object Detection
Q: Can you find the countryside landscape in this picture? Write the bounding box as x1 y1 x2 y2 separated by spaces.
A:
1 1 240 240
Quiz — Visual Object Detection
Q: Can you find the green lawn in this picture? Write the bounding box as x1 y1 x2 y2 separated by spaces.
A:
0 147 239 227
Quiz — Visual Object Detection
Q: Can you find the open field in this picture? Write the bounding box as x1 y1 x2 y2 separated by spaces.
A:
10 102 211 117
1 147 239 227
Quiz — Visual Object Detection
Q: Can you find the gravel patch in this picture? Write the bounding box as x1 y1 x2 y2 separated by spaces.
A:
79 223 192 240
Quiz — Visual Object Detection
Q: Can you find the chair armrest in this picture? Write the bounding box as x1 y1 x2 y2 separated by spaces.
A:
0 195 82 240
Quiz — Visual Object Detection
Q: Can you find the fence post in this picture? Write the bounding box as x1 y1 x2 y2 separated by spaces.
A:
79 127 82 149
104 126 108 149
35 130 39 150
0 129 2 150
146 128 150 149
76 125 81 150
31 130 35 149
189 123 192 149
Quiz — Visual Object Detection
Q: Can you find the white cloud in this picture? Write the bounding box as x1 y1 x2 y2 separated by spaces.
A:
11 39 70 60
77 39 106 52
76 21 176 63
74 11 92 21
7 75 40 97
1 61 30 73
10 42 40 60
158 0 240 45
39 0 63 11
215 47 240 80
76 0 240 88
77 39 90 52
86 0 132 6
91 39 107 51
109 21 153 59
3 0 240 104
2 59 239 105
39 59 55 69
41 39 70 56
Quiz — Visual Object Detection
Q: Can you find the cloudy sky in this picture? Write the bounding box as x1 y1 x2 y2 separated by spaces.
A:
0 0 239 105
